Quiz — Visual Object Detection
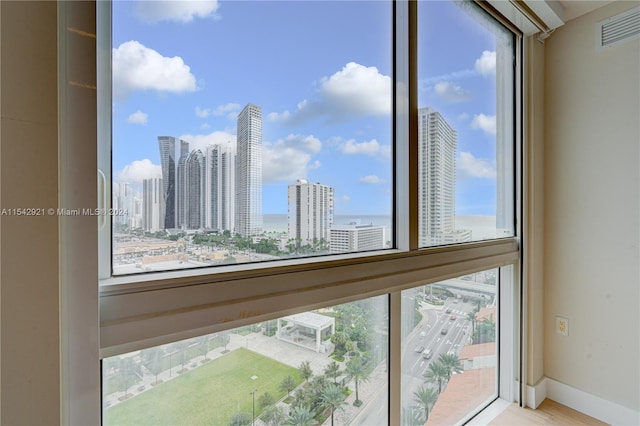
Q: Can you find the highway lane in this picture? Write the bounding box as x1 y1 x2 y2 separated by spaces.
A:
400 297 475 411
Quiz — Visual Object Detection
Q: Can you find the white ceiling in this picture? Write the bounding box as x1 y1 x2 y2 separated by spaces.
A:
558 0 615 22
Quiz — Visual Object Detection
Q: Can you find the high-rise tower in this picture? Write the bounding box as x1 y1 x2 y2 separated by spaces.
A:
288 179 334 248
418 107 471 246
176 140 190 229
157 136 176 229
235 103 263 237
205 142 235 232
142 178 164 232
185 149 205 229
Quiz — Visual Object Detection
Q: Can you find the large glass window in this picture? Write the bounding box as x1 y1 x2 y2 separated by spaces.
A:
90 1 522 425
103 296 388 425
417 1 515 248
109 0 393 275
400 269 498 425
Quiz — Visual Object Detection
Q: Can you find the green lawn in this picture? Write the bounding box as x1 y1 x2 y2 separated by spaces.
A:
104 348 301 425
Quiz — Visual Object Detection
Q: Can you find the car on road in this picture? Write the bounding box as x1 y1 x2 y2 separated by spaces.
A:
422 349 432 359
441 328 448 335
420 331 426 337
449 315 456 321
414 345 425 353
445 308 452 313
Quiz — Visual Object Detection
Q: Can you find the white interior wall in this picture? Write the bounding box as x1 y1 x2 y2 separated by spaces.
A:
544 0 640 412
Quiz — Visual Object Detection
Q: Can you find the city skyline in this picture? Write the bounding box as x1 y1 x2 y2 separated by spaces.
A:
112 0 501 217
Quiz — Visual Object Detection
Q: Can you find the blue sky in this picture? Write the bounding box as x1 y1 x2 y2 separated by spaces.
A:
112 0 508 216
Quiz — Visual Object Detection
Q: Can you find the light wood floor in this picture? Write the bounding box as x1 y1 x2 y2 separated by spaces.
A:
489 399 608 425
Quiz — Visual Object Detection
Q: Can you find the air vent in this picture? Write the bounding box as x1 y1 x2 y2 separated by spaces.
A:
596 6 640 50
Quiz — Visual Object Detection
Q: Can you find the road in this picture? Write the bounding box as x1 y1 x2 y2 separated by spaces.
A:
401 296 475 409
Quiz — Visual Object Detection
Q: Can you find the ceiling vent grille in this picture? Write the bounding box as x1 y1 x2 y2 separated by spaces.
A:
596 6 640 50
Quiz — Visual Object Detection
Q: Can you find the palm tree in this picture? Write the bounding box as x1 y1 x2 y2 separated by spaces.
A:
345 357 369 404
319 384 347 426
261 405 287 426
324 361 342 384
438 353 463 380
286 405 318 426
467 310 477 333
299 360 314 383
228 412 252 426
423 361 448 394
401 406 424 426
412 385 438 421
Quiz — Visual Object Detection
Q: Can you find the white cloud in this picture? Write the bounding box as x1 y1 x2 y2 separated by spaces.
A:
458 152 496 178
178 130 236 153
134 0 220 23
117 159 161 183
270 62 391 125
195 104 240 120
112 41 197 100
263 134 322 182
434 81 472 103
267 110 291 122
340 139 382 156
475 50 496 77
471 114 496 135
127 110 148 125
418 69 475 93
360 175 384 184
195 106 211 118
213 103 241 117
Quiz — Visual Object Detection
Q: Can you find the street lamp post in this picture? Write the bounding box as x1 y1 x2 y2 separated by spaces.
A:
250 388 258 426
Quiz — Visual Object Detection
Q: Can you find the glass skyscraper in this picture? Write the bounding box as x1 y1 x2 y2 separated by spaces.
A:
235 103 263 237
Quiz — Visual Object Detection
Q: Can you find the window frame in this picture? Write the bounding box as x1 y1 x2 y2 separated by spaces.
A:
59 1 525 424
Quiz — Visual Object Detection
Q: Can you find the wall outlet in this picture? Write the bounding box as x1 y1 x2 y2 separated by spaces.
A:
555 316 569 336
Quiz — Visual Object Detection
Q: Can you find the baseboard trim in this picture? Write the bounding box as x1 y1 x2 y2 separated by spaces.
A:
528 377 640 425
526 377 547 409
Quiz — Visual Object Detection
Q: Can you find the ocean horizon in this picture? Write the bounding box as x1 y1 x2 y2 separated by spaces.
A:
263 214 501 240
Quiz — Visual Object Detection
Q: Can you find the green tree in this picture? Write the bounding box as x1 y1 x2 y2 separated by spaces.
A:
279 375 297 398
345 356 369 404
401 406 424 426
319 384 347 426
141 347 164 385
292 387 315 411
116 356 139 398
228 411 252 426
324 361 342 384
472 317 496 344
438 353 463 380
258 391 275 409
220 332 231 352
286 405 318 426
261 405 287 426
330 331 349 353
413 385 438 421
423 361 449 394
299 360 314 383
467 311 477 333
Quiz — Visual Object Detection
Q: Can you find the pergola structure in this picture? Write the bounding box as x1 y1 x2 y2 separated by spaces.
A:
276 312 335 353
